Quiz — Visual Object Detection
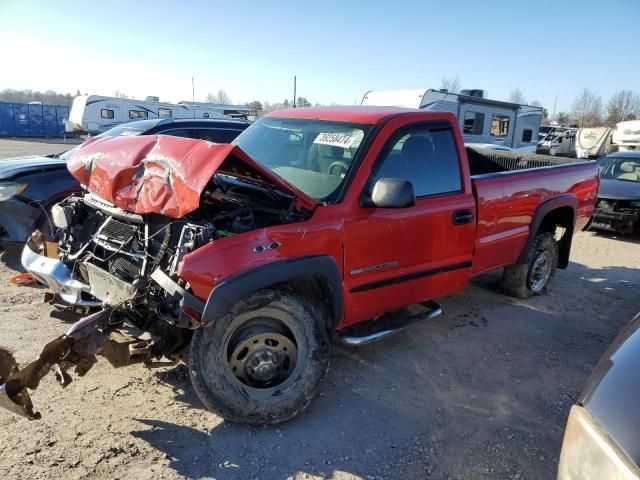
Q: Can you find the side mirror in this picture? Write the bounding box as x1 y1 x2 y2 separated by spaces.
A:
369 178 415 208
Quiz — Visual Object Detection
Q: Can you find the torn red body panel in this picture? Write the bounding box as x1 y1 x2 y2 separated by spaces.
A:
67 135 317 218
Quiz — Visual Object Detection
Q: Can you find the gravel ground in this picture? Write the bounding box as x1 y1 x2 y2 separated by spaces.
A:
0 139 638 480
0 137 83 159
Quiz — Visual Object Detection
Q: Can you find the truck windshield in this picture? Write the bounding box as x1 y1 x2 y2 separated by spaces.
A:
600 157 640 182
232 117 369 200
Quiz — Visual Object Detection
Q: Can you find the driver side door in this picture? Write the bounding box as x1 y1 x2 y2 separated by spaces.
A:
342 121 476 327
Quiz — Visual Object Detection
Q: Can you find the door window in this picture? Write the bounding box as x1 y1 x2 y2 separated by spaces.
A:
373 125 462 197
198 129 243 143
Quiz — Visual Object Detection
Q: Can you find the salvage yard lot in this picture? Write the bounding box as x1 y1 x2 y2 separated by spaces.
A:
0 138 638 480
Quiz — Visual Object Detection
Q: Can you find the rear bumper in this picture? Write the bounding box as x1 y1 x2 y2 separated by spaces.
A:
0 199 40 244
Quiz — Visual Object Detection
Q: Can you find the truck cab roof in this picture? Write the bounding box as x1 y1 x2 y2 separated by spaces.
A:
267 106 429 124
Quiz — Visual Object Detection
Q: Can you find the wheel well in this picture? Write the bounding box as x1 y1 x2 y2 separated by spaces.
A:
539 206 575 269
277 275 338 331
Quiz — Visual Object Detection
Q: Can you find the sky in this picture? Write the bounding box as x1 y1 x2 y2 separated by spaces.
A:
1 0 639 113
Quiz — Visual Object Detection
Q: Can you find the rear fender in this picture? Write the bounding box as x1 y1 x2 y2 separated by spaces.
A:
518 194 578 269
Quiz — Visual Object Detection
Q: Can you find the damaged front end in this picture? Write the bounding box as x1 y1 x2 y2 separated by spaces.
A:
1 135 312 419
592 198 640 234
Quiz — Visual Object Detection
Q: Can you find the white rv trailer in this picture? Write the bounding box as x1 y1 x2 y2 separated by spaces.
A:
361 88 543 152
612 119 640 151
575 127 617 159
66 95 255 134
537 127 579 157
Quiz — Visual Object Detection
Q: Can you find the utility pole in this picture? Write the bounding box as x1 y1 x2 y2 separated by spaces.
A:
552 95 557 123
293 76 297 108
192 77 196 119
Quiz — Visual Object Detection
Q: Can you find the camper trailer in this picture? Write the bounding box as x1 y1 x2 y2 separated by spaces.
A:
576 127 617 159
66 95 254 134
537 127 578 157
361 88 542 152
612 119 640 151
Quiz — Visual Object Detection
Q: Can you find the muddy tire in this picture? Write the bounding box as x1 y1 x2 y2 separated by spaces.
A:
501 231 558 299
188 289 330 425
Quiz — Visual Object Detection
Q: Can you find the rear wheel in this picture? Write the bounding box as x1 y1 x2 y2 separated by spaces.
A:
501 231 558 298
188 289 330 425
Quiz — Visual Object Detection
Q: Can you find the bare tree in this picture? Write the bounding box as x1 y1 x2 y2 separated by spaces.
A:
245 100 263 112
206 89 232 104
530 100 542 107
440 76 461 93
571 89 603 127
556 112 570 125
296 97 311 107
0 88 75 106
508 89 527 105
605 90 640 125
113 90 129 99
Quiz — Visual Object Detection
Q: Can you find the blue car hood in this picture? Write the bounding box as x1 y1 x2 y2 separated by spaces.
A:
0 155 68 181
598 178 640 201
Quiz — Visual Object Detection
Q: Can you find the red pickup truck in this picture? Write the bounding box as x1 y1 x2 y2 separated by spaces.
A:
1 107 598 425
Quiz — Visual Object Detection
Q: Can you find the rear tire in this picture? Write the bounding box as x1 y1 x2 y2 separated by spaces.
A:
188 289 330 425
501 231 558 298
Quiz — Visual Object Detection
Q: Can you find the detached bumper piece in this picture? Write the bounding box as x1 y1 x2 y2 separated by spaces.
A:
0 308 187 420
21 232 100 307
0 310 106 419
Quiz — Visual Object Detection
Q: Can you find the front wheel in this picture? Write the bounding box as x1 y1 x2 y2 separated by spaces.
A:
501 231 558 298
188 289 330 425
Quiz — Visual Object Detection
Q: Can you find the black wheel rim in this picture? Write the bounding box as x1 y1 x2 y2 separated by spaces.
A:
226 321 298 389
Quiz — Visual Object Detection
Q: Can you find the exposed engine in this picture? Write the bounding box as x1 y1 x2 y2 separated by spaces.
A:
50 173 309 337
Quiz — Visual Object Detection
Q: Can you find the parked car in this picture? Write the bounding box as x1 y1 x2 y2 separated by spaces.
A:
591 151 640 234
558 312 640 479
0 107 599 426
0 118 249 245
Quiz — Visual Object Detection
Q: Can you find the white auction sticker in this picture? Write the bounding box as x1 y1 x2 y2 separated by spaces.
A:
313 132 355 148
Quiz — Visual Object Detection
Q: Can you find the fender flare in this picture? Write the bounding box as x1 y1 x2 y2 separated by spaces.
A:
201 255 344 328
518 194 578 268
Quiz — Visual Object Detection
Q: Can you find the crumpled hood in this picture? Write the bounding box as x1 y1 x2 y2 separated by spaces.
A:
67 135 318 218
598 178 640 201
0 155 68 181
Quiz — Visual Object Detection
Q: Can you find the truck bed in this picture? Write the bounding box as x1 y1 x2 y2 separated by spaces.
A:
467 148 599 275
466 147 584 175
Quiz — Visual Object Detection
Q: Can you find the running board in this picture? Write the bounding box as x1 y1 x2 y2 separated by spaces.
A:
336 301 442 345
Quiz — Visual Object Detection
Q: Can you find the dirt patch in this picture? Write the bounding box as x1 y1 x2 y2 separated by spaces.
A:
1 231 637 480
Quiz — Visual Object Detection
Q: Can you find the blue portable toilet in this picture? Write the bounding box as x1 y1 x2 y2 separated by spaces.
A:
0 103 15 137
43 105 58 136
13 104 30 137
56 105 69 136
28 103 45 137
